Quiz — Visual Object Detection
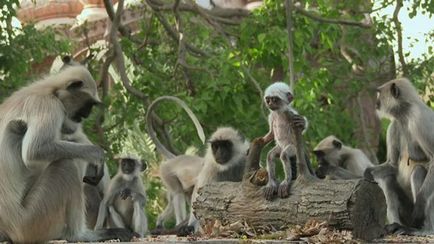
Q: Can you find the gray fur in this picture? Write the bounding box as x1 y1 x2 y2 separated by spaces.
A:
95 156 148 237
366 78 434 234
0 66 132 242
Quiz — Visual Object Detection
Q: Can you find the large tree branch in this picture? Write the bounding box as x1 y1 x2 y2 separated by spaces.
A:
294 4 372 28
106 0 149 102
285 0 295 89
392 0 407 76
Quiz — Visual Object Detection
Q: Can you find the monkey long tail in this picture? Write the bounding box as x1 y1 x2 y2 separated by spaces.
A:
146 96 206 159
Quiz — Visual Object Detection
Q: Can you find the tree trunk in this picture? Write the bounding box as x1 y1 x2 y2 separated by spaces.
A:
192 137 386 241
193 178 386 241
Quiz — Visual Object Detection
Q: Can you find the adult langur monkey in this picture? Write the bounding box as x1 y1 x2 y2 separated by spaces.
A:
314 135 374 179
365 78 434 235
261 82 314 200
0 65 133 242
146 96 206 229
95 155 148 237
178 127 249 236
60 55 111 229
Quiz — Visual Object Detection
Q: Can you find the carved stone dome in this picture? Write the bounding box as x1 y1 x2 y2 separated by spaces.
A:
17 0 83 27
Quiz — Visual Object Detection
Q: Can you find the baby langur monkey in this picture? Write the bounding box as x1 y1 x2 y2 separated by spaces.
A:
178 127 249 236
261 82 313 200
314 135 374 180
95 155 148 237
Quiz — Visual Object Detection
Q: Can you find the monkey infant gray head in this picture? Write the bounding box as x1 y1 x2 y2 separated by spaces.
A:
313 135 343 166
52 66 102 123
207 127 249 170
117 154 147 176
264 82 294 111
375 78 420 120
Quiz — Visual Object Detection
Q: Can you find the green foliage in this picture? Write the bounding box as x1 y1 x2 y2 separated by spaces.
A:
0 1 70 101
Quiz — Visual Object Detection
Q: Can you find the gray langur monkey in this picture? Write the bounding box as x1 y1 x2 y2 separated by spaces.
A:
178 127 249 236
95 155 148 237
62 123 111 229
0 65 133 242
314 135 374 180
261 82 314 200
364 78 434 235
59 55 111 229
146 96 205 229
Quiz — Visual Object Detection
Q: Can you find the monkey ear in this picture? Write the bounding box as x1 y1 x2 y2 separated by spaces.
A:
67 80 84 90
141 161 147 171
332 140 342 149
62 55 72 64
391 83 400 98
287 92 293 102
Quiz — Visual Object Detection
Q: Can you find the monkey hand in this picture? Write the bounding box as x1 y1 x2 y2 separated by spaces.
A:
120 188 132 200
291 114 306 131
83 163 104 186
263 179 278 201
278 180 291 198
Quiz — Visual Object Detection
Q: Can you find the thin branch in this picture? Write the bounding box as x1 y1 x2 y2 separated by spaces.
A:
103 0 132 38
392 0 408 76
106 0 149 102
285 0 295 89
146 0 210 58
294 5 372 28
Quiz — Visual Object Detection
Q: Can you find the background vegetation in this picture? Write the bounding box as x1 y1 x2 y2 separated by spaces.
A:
0 0 433 229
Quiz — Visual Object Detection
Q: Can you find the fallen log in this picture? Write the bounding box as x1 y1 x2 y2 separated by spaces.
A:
193 131 386 241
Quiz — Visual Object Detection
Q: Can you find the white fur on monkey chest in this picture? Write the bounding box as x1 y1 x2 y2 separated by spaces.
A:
272 113 292 147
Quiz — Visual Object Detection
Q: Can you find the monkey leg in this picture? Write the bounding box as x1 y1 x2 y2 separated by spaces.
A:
156 192 174 228
411 162 434 229
132 201 147 237
263 146 281 200
277 145 296 198
411 165 427 203
365 164 413 230
108 206 126 228
173 192 187 225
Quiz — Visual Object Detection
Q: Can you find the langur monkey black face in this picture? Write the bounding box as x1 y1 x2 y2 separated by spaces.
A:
211 139 233 165
119 157 147 174
264 82 294 111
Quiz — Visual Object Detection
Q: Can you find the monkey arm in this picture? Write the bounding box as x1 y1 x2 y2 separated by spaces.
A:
22 115 104 169
262 115 275 144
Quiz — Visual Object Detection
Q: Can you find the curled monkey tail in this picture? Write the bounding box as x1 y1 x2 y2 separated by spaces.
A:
146 96 205 159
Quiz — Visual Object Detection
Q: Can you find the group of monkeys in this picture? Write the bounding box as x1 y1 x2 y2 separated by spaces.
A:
0 56 432 243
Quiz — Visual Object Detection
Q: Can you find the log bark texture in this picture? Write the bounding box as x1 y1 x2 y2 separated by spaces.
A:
193 178 386 241
192 119 386 241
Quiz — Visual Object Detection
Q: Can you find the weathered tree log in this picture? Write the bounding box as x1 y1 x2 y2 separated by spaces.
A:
193 178 386 240
193 135 386 241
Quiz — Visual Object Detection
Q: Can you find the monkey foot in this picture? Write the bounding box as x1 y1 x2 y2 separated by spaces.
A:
277 181 290 198
263 184 278 201
176 225 195 237
385 223 417 236
95 228 137 242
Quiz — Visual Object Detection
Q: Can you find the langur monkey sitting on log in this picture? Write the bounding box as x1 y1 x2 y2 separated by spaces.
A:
261 82 314 200
314 135 374 179
146 96 205 229
95 155 148 237
178 127 249 236
0 65 133 242
364 78 434 235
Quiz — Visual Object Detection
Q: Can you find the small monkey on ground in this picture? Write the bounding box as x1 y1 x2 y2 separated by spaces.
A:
146 96 205 230
314 135 374 179
261 82 314 200
178 127 249 235
95 155 148 237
